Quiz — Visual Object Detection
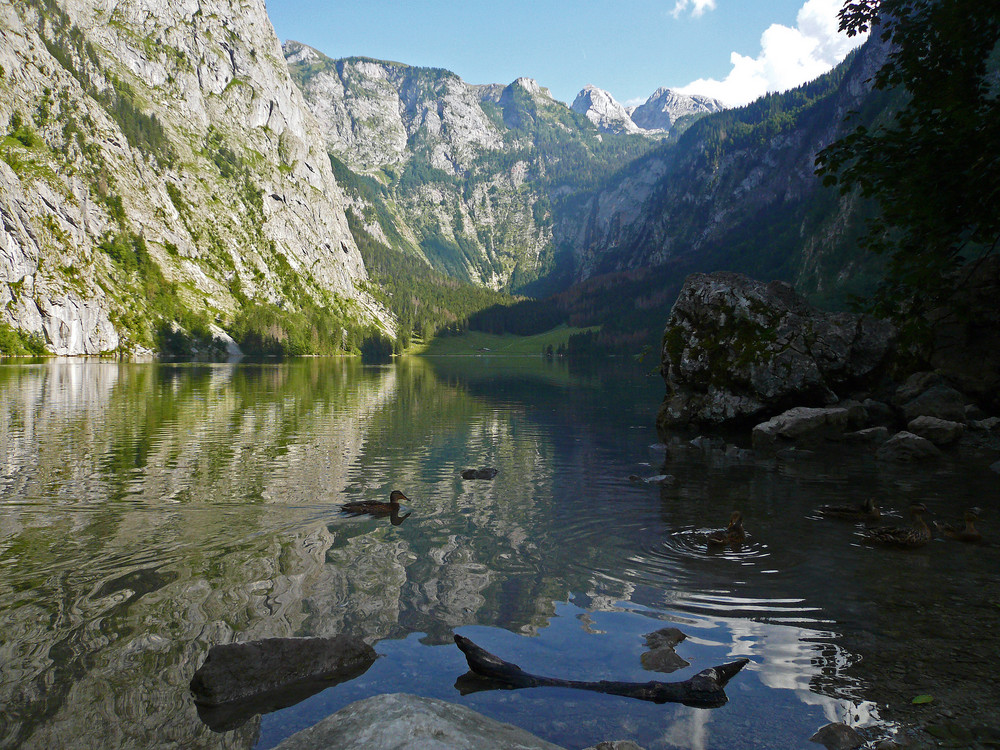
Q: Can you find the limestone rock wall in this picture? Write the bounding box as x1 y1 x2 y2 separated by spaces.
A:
0 0 389 355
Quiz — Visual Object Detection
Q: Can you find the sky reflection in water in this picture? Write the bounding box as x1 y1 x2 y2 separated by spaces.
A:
0 357 996 749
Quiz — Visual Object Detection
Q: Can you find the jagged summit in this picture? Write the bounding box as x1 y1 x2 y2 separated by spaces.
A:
570 84 726 135
630 87 726 132
570 85 641 135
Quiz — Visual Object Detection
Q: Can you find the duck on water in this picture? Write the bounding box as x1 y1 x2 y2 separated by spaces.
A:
341 490 412 524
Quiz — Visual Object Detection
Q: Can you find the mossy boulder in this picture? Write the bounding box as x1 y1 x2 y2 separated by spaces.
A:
658 272 895 434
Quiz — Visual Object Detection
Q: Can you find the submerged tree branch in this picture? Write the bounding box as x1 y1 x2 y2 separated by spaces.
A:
453 634 750 708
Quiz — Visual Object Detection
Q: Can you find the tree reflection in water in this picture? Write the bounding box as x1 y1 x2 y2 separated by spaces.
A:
0 358 996 749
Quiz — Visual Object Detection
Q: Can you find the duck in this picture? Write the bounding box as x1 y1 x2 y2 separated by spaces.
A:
707 510 746 547
935 508 982 543
817 497 881 521
341 490 410 516
862 502 931 548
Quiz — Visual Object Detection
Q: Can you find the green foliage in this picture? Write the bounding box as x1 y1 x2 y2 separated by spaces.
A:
0 321 48 356
100 76 174 166
816 0 1000 343
22 0 174 167
345 209 511 348
228 301 366 357
466 299 566 336
11 125 44 149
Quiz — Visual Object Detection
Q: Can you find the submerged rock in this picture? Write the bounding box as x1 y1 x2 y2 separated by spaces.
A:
640 627 690 673
190 636 376 710
461 467 499 480
274 693 564 750
657 272 894 434
809 722 865 750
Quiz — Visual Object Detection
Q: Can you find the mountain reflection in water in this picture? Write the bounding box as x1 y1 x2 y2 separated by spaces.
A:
0 357 997 750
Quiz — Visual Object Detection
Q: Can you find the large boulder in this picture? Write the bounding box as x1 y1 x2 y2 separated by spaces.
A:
751 404 867 450
274 693 565 750
658 272 895 433
190 636 376 709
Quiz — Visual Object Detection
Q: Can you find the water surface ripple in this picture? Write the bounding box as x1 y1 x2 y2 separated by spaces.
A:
0 358 997 750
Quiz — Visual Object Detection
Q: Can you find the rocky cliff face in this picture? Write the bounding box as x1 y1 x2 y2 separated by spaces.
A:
286 43 657 292
630 87 726 132
570 85 641 135
559 37 891 297
0 0 388 355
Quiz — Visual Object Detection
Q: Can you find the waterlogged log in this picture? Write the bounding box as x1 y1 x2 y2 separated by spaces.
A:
453 634 749 708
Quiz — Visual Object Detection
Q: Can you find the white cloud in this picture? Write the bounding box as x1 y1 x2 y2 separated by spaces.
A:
672 0 717 19
676 0 866 106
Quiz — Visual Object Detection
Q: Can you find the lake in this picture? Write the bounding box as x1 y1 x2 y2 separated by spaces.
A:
1 357 997 749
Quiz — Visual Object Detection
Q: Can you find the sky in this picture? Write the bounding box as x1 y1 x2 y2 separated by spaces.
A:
264 0 866 108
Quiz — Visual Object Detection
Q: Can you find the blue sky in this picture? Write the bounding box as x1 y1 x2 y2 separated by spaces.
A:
265 0 865 107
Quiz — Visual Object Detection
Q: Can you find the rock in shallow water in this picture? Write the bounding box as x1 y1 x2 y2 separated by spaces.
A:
809 722 864 750
876 431 943 462
657 272 894 433
273 693 565 750
190 636 376 708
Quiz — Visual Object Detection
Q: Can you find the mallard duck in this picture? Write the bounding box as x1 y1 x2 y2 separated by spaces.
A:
817 497 881 521
862 502 931 548
707 511 746 547
341 490 409 516
935 508 982 543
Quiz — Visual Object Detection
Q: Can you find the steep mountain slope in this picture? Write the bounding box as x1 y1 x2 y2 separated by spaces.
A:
285 42 656 293
558 37 892 306
0 0 389 355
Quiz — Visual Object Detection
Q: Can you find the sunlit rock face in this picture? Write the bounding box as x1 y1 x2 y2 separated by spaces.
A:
571 85 641 135
629 87 725 133
657 271 895 432
0 0 387 355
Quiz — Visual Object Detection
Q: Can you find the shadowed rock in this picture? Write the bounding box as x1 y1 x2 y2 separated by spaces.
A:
190 636 376 730
658 272 895 433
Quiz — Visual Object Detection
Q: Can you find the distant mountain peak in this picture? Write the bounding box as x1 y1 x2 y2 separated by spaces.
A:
630 88 726 132
570 85 640 135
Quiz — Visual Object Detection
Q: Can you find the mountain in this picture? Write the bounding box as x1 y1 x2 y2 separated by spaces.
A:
543 37 894 352
285 42 655 293
629 87 726 132
0 0 389 356
570 85 641 135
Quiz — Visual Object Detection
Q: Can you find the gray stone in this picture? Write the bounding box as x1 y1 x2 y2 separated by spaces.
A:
630 87 726 133
644 627 686 650
991 460 1000 474
640 647 690 673
898 383 967 423
583 743 646 750
190 635 376 707
876 431 943 462
863 398 897 427
273 693 565 750
751 406 863 449
972 417 1000 432
809 722 864 750
906 416 964 445
658 272 895 432
843 426 890 444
